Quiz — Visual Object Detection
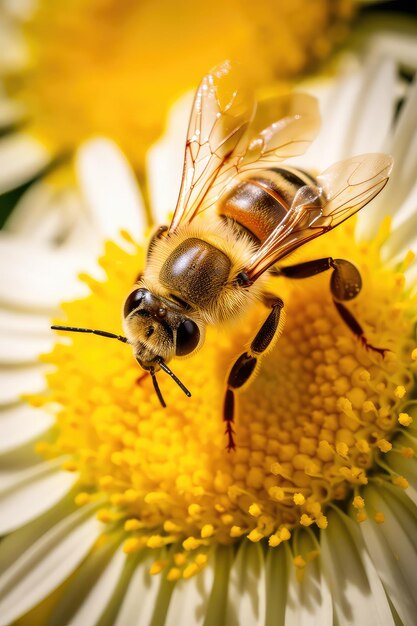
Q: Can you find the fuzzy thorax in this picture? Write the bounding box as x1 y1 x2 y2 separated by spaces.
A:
142 215 267 327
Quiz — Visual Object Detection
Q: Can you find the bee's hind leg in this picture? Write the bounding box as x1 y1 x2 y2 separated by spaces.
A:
279 257 388 356
223 296 284 451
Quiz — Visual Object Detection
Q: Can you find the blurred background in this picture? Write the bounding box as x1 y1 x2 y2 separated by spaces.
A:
0 0 416 228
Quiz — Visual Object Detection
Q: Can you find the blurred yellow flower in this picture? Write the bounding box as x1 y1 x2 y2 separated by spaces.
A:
4 0 355 170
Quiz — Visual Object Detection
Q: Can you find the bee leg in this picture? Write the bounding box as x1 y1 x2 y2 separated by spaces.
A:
223 297 284 451
280 257 387 356
333 300 388 357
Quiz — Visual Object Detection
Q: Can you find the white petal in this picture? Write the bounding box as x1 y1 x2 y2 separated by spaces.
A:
0 403 53 453
265 543 289 626
359 483 417 626
367 30 417 72
310 67 363 169
0 233 88 310
0 489 78 572
385 74 417 206
344 56 395 157
4 180 84 245
76 138 147 245
0 365 46 405
0 461 77 534
0 508 102 626
0 18 28 73
0 333 53 365
285 532 332 626
203 546 234 626
113 551 173 626
225 541 265 626
2 0 37 19
147 92 193 226
5 181 103 274
362 74 417 237
380 177 417 259
321 509 395 626
48 546 126 626
0 308 52 335
0 134 50 193
165 551 215 626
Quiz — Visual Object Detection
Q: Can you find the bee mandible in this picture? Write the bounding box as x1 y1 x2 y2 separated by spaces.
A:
53 61 393 450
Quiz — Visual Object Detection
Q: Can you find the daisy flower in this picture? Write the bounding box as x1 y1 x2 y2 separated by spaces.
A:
1 48 417 626
0 0 356 198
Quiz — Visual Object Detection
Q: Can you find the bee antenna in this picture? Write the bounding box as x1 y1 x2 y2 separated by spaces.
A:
150 367 167 408
156 357 192 397
51 325 129 344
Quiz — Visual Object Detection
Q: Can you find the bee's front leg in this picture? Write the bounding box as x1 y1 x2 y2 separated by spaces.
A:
279 257 388 356
223 296 284 451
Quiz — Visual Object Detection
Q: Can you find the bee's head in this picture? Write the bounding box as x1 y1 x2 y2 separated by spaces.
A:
122 288 203 368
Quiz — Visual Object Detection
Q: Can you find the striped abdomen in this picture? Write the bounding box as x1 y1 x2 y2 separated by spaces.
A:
218 166 318 245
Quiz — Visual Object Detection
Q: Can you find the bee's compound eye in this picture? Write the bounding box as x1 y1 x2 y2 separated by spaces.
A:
123 289 144 317
176 320 200 356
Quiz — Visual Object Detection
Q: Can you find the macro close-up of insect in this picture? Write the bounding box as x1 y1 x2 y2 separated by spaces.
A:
53 60 393 451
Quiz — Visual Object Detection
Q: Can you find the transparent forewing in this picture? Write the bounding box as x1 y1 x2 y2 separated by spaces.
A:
245 153 393 282
193 92 322 215
238 92 321 173
168 61 255 233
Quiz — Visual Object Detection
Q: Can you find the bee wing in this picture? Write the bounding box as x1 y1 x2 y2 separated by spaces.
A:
199 92 321 212
237 92 321 173
168 60 255 233
245 153 393 282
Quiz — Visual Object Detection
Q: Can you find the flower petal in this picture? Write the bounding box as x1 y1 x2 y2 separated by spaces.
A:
265 543 289 626
0 17 28 73
0 233 88 311
0 133 49 193
113 551 174 626
362 73 417 236
0 460 77 534
164 551 215 626
0 333 53 365
367 27 417 72
321 509 396 626
147 92 193 226
4 180 82 244
76 138 147 245
285 531 332 626
0 365 46 405
310 66 363 169
203 546 234 626
225 541 265 626
0 507 102 626
0 403 53 453
2 0 36 20
46 545 126 626
0 307 51 335
0 488 79 572
344 55 395 157
381 177 417 259
358 483 417 626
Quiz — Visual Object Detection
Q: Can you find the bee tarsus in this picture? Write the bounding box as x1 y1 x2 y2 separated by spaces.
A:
333 300 389 357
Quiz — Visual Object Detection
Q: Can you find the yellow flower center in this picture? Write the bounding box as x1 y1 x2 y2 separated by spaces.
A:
34 219 416 578
10 0 355 167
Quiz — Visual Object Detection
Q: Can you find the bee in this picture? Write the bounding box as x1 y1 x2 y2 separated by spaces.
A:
53 61 393 450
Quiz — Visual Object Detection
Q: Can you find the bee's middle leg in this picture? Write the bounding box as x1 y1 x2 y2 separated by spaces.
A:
223 296 284 451
279 257 387 356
